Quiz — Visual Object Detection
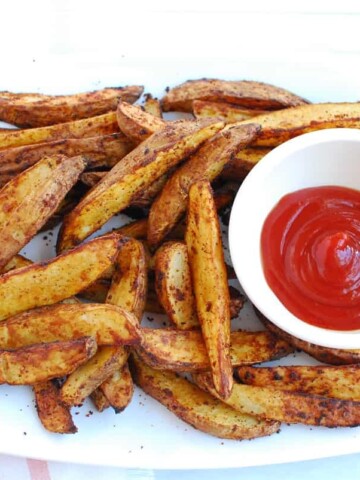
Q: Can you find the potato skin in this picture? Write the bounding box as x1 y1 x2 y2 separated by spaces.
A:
162 79 309 112
0 86 144 127
116 101 165 143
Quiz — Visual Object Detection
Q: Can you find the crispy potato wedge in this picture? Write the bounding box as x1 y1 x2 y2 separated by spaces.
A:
193 100 270 122
97 363 134 413
220 147 272 180
34 381 77 434
0 133 134 176
195 372 360 427
185 181 232 398
130 354 280 440
0 86 143 127
155 242 197 329
0 336 97 385
0 154 86 269
0 234 122 320
235 364 360 401
91 387 111 412
143 95 163 118
136 328 292 372
0 112 119 150
116 101 165 143
256 308 360 364
240 102 360 147
80 170 107 187
0 303 140 348
148 123 259 247
57 119 224 251
1 254 32 273
161 79 309 113
61 346 129 406
107 238 147 319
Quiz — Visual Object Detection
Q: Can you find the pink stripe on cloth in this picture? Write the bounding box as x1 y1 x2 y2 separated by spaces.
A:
26 459 51 480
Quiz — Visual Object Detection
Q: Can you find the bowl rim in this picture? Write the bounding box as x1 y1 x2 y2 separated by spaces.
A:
229 128 360 349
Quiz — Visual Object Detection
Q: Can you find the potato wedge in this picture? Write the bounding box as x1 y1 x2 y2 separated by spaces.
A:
34 381 77 434
0 336 97 385
161 79 309 113
0 86 143 127
0 234 122 320
0 112 119 150
1 254 32 273
235 364 360 401
136 328 292 372
57 119 224 251
61 346 129 406
185 181 232 398
193 100 270 122
117 101 165 143
0 303 140 348
0 154 86 269
0 133 134 176
130 354 280 439
155 242 197 329
143 95 163 118
107 238 147 319
256 308 360 365
148 123 259 247
240 102 360 147
97 363 134 413
220 147 272 180
80 170 107 187
195 372 360 427
91 388 111 412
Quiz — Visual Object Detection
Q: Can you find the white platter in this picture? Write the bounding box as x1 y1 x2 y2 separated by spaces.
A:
1 57 360 469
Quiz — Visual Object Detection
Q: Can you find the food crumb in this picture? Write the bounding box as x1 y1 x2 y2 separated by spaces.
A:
23 432 27 436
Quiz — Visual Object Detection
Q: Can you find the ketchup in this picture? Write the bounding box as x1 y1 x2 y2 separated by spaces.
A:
261 185 360 330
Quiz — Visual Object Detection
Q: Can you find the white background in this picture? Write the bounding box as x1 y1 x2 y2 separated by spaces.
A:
1 1 360 479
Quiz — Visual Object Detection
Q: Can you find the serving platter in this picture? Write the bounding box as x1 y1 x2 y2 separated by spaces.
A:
1 57 360 469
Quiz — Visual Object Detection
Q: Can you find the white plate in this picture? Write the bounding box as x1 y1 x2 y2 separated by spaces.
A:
1 58 360 469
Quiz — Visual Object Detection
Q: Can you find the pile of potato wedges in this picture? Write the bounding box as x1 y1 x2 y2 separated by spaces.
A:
0 79 360 438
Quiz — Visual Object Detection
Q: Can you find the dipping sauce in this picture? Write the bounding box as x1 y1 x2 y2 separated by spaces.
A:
261 185 360 330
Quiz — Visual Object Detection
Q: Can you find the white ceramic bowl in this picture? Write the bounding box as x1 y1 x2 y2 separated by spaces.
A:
229 128 360 349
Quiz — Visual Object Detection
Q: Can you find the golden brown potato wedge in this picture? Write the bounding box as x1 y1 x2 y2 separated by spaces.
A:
148 123 259 247
57 119 224 251
0 133 134 176
220 147 272 180
0 234 122 320
240 103 360 147
97 363 134 413
235 364 360 401
143 95 163 118
0 112 119 150
193 100 270 122
0 86 143 127
256 308 360 365
61 346 129 406
155 242 197 329
1 254 32 273
130 354 280 439
0 154 86 269
161 79 309 113
34 381 77 434
91 388 111 412
107 238 147 319
116 101 165 143
0 336 97 385
136 328 292 372
0 303 140 348
185 181 232 398
80 170 107 187
195 372 360 427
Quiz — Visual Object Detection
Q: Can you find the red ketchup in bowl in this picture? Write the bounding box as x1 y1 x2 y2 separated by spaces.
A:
261 185 360 330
